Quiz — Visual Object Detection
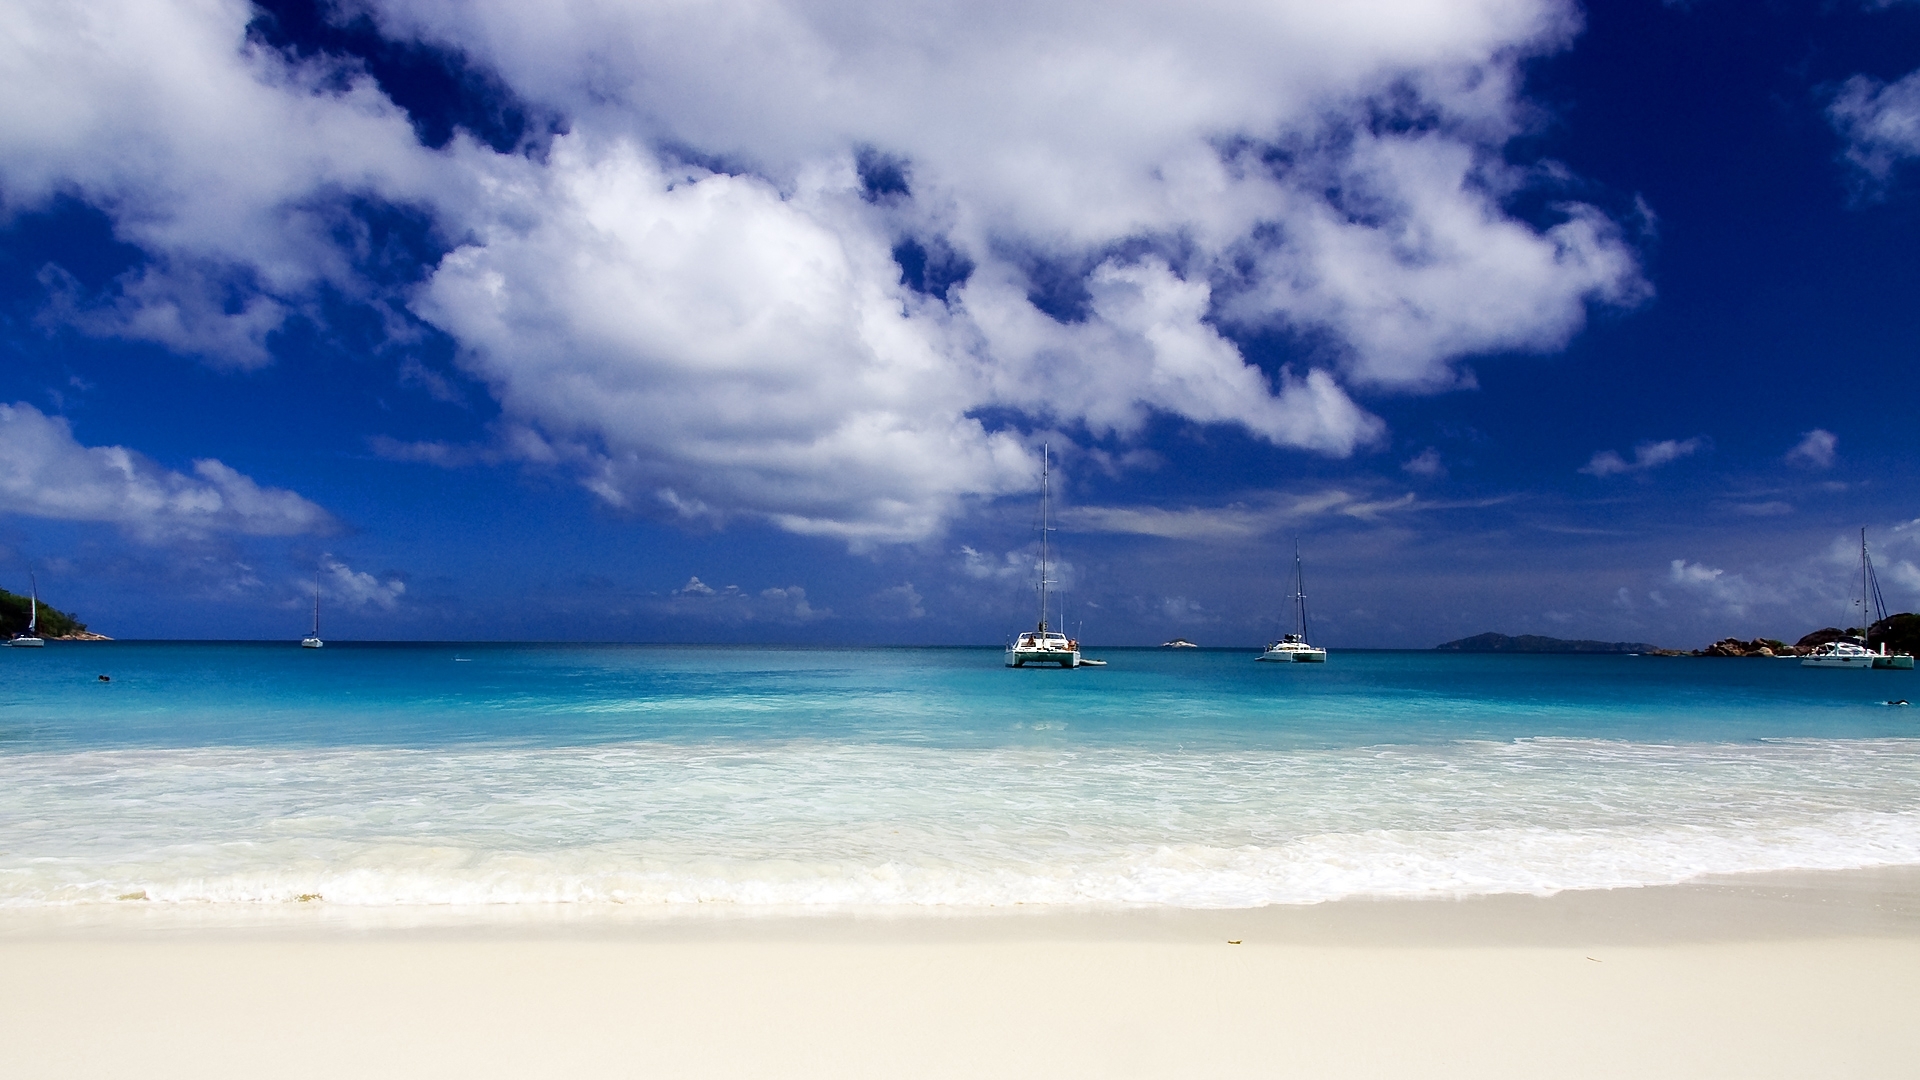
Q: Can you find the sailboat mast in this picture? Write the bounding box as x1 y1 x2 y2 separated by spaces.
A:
27 573 36 633
1292 541 1308 643
313 588 321 637
1037 444 1052 633
1862 528 1870 635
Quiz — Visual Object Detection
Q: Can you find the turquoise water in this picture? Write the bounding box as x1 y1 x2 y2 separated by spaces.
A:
2 643 1917 908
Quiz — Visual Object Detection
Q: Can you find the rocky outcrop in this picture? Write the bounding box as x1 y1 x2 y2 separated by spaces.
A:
1794 627 1851 652
1693 638 1784 658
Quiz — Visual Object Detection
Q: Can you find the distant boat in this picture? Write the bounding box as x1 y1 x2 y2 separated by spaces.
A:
1257 542 1325 663
301 588 324 649
8 574 45 648
1161 638 1199 649
1006 444 1084 669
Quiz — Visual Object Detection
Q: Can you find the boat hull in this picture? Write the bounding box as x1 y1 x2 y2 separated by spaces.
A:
1006 647 1079 668
1874 654 1915 670
8 637 45 648
1801 655 1875 668
1257 645 1326 663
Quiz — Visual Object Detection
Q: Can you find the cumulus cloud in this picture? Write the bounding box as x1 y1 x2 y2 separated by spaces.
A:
1830 70 1920 189
0 402 334 540
1667 559 1758 615
664 576 828 623
1579 437 1705 477
8 0 1647 542
310 554 405 610
0 0 453 366
875 582 926 620
1785 428 1838 469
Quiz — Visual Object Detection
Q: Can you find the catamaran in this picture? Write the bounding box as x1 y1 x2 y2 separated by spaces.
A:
1805 528 1912 669
1806 528 1914 669
1257 541 1325 663
301 588 324 649
8 574 45 647
1006 445 1084 668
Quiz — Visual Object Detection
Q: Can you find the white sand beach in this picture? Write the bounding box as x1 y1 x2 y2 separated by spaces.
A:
4 868 1918 1079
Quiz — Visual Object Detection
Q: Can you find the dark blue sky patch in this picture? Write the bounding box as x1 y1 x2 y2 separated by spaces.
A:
855 147 912 203
247 0 562 155
892 236 974 299
0 199 145 300
321 195 450 289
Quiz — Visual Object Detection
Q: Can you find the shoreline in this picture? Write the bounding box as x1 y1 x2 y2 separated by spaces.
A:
6 864 1920 945
6 867 1919 1078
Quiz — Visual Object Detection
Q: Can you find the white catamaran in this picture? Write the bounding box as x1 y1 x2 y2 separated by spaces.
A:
301 588 324 649
9 574 45 647
1805 528 1914 670
1006 445 1084 668
1257 542 1325 663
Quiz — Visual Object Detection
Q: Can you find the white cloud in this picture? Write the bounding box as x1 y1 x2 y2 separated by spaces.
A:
1667 558 1758 615
8 0 1647 543
660 577 829 623
1785 428 1838 469
0 0 452 367
875 582 926 620
1830 70 1920 189
959 546 1034 582
1402 447 1445 477
1580 437 1705 477
309 554 405 610
1064 489 1429 540
0 402 334 540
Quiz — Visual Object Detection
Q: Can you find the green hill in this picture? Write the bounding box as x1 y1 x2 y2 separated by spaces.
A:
0 589 88 638
1869 613 1920 657
1435 632 1663 653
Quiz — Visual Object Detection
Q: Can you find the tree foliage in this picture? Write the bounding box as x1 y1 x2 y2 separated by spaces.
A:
0 589 87 638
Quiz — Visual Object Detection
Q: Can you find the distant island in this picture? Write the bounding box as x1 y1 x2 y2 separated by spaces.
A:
1435 633 1662 654
0 588 110 640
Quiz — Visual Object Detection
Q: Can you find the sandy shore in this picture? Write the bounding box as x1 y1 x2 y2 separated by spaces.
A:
5 868 1919 1079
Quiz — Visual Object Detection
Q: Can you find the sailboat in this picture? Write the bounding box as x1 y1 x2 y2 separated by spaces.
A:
1804 528 1911 669
1257 541 1325 663
301 588 324 649
1006 444 1084 668
9 574 45 647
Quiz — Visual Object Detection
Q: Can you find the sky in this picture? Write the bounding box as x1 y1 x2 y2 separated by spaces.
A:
2 0 1918 647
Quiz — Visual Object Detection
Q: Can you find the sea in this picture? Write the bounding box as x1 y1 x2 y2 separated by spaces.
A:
2 642 1917 911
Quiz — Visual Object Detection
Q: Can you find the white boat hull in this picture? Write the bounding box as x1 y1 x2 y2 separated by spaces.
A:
1802 648 1876 668
8 637 45 648
1007 645 1079 668
1257 646 1325 663
301 637 324 649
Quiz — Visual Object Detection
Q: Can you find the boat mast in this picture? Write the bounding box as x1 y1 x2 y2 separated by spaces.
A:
1292 540 1309 643
1862 528 1890 635
312 588 321 637
1037 444 1054 633
27 573 36 634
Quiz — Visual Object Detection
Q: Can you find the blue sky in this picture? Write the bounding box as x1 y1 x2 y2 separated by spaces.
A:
3 0 1919 647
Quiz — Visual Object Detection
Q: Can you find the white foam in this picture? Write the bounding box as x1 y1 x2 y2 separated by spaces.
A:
3 738 1918 908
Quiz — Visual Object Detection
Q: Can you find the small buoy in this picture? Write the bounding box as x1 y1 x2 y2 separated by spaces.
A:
97 674 110 683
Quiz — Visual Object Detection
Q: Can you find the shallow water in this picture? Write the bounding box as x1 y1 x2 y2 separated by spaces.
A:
2 643 1916 908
